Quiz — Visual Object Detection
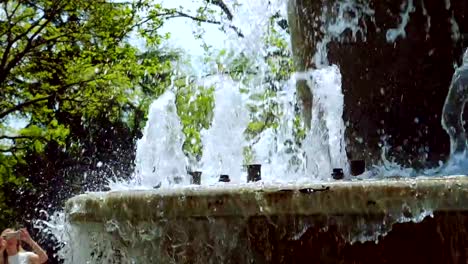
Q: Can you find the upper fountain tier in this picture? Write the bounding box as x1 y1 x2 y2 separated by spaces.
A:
288 0 468 167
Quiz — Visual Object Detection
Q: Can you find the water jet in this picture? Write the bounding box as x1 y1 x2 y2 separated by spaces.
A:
247 164 262 182
219 174 231 183
189 171 202 185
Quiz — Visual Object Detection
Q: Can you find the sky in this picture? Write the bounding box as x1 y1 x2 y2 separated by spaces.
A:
127 0 232 72
159 0 227 55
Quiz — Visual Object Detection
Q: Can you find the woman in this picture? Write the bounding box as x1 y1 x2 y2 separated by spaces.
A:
0 228 48 264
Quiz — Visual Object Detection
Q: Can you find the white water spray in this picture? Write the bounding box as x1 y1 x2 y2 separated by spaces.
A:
314 0 375 66
386 0 415 43
199 78 250 184
439 49 468 174
298 65 348 179
252 78 306 183
131 90 188 188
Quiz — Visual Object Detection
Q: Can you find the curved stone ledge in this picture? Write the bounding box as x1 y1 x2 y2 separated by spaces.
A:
66 176 468 223
62 176 468 263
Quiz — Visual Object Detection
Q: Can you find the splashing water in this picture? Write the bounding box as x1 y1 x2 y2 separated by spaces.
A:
252 78 306 183
251 66 348 182
199 77 250 184
386 0 415 43
122 90 187 189
314 0 375 67
439 49 468 173
299 65 348 179
44 0 468 192
308 0 468 177
442 49 468 156
378 48 468 177
128 0 350 186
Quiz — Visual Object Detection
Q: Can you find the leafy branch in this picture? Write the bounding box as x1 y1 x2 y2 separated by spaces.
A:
208 0 234 20
0 95 53 120
156 10 244 38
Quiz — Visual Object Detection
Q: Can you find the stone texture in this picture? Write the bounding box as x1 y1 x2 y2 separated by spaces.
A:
67 176 468 222
245 213 468 264
64 176 468 263
288 0 468 167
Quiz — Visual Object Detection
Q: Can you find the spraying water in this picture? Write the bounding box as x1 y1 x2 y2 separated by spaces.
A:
376 48 468 177
71 0 468 187
439 49 468 173
313 0 375 67
252 79 305 183
199 77 250 184
129 0 350 186
131 90 188 188
299 65 348 179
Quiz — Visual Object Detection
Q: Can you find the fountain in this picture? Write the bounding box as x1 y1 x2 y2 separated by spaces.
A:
45 0 468 263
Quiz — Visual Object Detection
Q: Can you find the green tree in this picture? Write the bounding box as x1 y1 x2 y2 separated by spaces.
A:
175 83 215 162
0 0 175 226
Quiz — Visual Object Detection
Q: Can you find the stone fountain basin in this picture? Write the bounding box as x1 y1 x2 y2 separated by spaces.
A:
67 176 468 222
64 176 468 263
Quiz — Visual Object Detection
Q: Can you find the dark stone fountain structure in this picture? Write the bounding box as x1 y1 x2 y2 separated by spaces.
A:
288 0 468 167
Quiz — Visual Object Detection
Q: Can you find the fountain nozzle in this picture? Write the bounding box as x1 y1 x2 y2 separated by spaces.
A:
188 171 202 185
247 164 262 182
331 168 344 180
219 174 231 182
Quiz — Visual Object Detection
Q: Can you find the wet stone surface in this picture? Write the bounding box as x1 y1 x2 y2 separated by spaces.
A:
64 176 468 263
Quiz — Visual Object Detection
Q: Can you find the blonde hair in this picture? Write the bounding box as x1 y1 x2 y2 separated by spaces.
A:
1 228 24 264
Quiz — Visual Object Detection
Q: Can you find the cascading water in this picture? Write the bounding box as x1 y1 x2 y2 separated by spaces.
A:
440 49 468 174
299 65 348 179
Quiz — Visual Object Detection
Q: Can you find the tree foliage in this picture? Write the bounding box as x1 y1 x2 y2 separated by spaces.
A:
0 0 177 226
175 83 214 161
